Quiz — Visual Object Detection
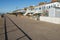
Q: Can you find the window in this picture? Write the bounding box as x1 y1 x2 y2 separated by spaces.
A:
42 6 45 9
39 7 41 10
49 6 50 8
53 4 56 7
51 5 52 7
43 6 45 9
47 6 49 9
57 4 59 6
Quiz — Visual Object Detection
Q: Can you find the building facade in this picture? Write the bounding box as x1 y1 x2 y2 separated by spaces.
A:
49 7 60 17
24 2 60 16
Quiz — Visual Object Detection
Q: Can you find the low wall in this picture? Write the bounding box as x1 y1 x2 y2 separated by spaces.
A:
40 16 60 24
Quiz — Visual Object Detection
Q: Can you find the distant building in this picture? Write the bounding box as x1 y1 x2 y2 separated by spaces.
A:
24 2 60 16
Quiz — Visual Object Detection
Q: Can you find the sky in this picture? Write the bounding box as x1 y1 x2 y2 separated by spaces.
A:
0 0 51 13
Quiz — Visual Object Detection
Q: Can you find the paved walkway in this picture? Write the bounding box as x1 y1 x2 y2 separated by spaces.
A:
6 14 60 40
6 16 29 40
0 16 5 40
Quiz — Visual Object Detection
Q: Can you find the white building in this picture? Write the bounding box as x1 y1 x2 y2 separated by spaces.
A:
49 7 60 17
24 2 60 16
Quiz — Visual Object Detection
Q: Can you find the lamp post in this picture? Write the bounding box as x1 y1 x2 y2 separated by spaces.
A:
16 6 18 17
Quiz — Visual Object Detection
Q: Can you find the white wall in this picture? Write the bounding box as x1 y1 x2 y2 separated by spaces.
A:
40 16 60 24
49 7 60 17
49 8 55 17
55 8 60 17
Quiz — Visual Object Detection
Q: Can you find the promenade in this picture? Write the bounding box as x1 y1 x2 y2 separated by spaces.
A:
0 14 60 40
6 14 60 40
0 16 5 40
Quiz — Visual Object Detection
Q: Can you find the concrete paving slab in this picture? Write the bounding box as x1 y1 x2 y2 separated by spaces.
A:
6 15 60 40
0 16 5 40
